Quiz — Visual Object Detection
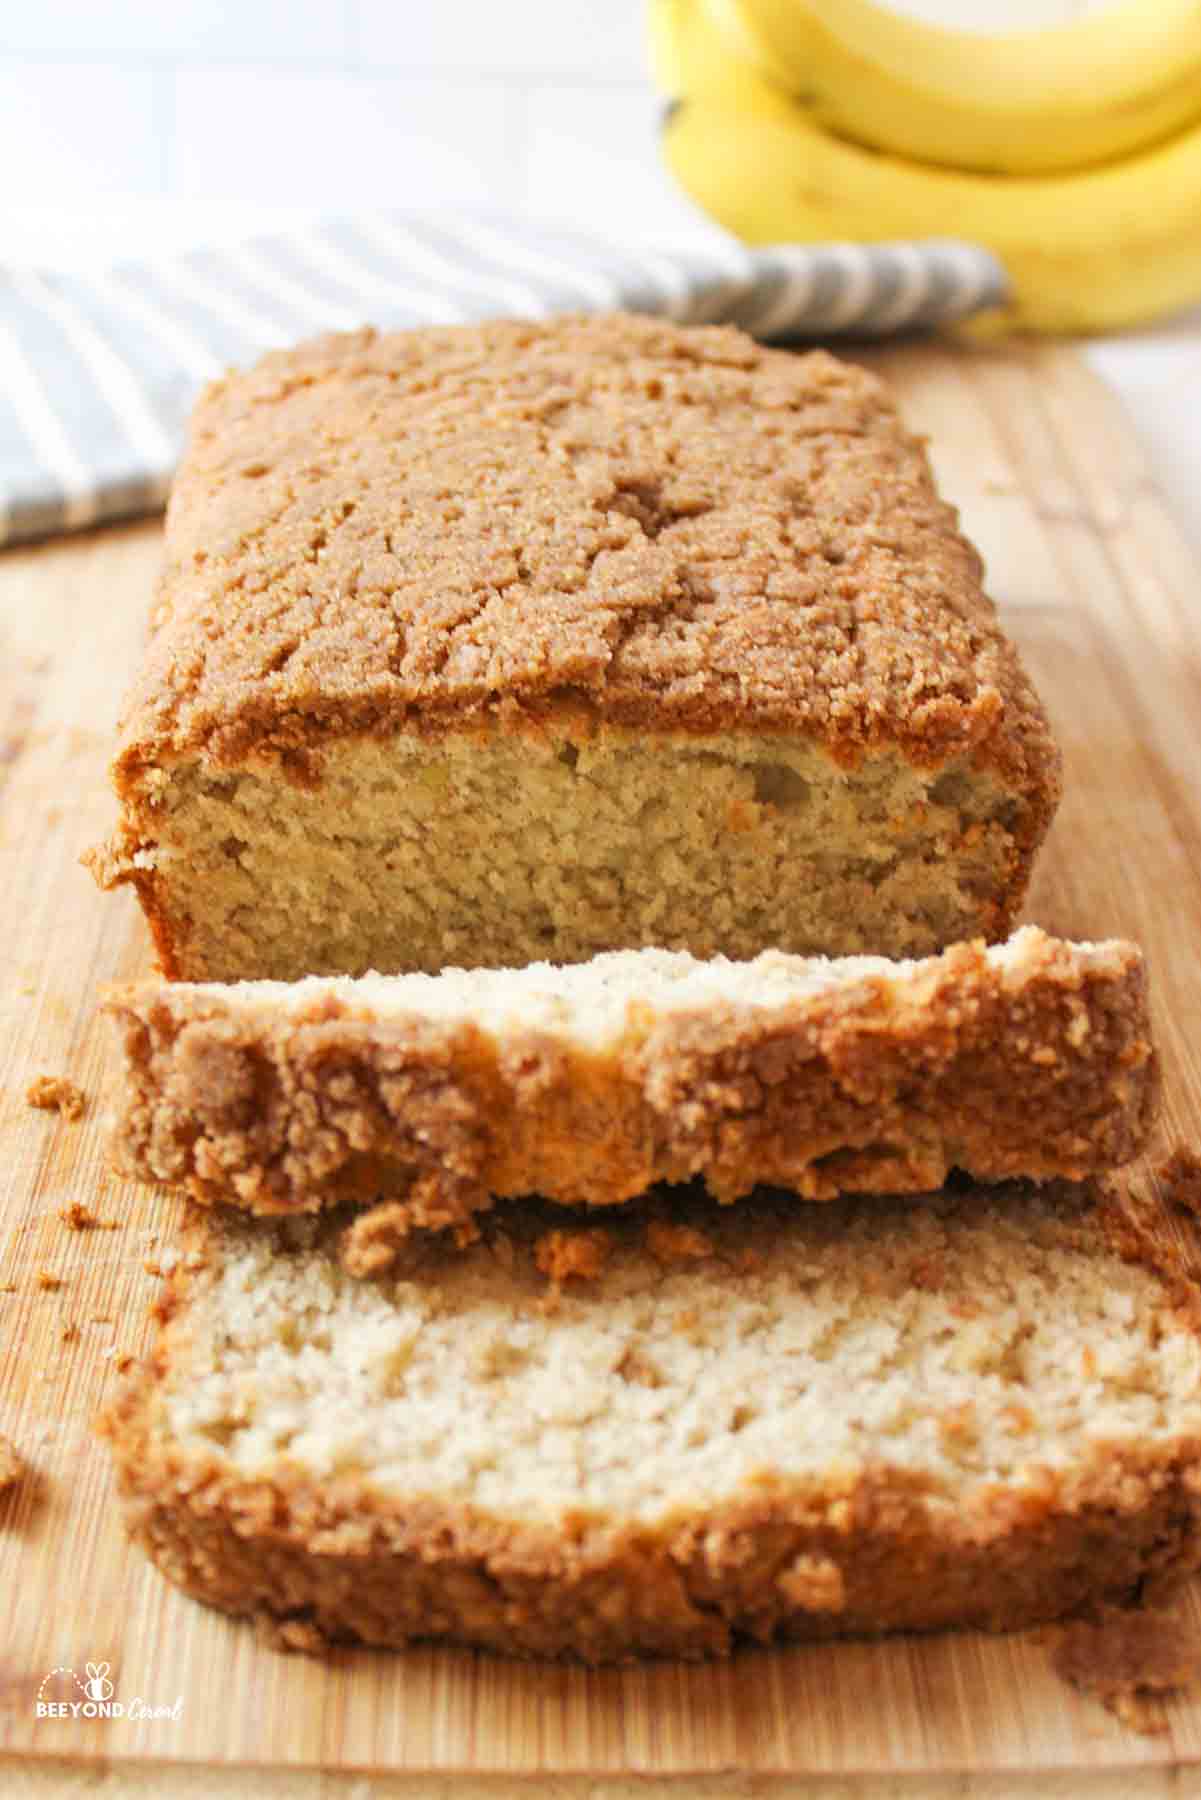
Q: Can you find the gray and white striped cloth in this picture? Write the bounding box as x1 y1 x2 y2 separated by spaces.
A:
0 214 1007 548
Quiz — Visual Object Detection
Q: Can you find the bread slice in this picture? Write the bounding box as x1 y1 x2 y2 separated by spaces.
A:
85 314 1060 981
102 928 1158 1260
100 1179 1201 1662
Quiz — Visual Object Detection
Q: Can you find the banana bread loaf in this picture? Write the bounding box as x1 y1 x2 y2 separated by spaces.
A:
87 314 1060 981
102 928 1158 1259
100 1178 1201 1661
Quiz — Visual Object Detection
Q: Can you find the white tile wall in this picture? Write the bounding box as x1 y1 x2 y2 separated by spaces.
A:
0 0 712 269
358 0 649 79
0 0 349 61
524 84 714 243
0 63 164 200
170 70 519 210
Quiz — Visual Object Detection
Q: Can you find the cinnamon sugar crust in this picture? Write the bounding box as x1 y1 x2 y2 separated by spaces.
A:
88 314 1060 980
99 1181 1201 1662
109 316 1051 774
101 929 1158 1252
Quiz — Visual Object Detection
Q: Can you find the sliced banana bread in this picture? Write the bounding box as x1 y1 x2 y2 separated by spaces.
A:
100 1179 1201 1662
102 928 1157 1255
86 313 1059 981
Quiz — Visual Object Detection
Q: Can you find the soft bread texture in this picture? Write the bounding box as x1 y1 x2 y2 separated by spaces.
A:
100 1180 1201 1662
102 928 1158 1255
86 314 1060 980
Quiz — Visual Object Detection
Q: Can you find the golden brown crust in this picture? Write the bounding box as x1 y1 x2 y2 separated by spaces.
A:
98 1184 1201 1663
101 932 1159 1252
89 315 1061 975
107 317 1056 779
103 1421 1201 1663
533 1226 612 1287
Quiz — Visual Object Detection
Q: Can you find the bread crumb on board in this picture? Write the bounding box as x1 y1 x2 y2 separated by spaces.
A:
58 1200 119 1232
256 1614 328 1656
1054 1605 1198 1734
0 1435 21 1491
142 1247 184 1283
26 1076 86 1120
35 1271 65 1292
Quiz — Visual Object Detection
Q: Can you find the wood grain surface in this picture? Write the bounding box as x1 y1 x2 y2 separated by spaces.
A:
2 339 1201 1798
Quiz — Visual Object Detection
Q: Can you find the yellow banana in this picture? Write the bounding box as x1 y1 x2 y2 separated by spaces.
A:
648 0 771 102
708 0 1201 175
698 0 811 90
662 68 1201 333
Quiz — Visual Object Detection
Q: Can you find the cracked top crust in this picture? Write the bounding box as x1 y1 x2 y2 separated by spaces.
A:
113 313 1057 790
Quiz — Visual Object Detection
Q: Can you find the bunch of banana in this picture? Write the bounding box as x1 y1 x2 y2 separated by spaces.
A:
652 0 1201 333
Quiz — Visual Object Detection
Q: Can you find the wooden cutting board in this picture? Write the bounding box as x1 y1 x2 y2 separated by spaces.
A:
2 338 1201 1800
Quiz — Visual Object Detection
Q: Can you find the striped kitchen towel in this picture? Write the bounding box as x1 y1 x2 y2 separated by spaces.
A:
0 214 1007 548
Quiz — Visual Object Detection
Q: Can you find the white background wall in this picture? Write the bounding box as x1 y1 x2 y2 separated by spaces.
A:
0 0 714 268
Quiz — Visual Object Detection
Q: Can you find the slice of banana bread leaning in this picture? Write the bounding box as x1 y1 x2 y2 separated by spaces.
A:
102 928 1157 1257
100 1179 1201 1662
86 313 1060 981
